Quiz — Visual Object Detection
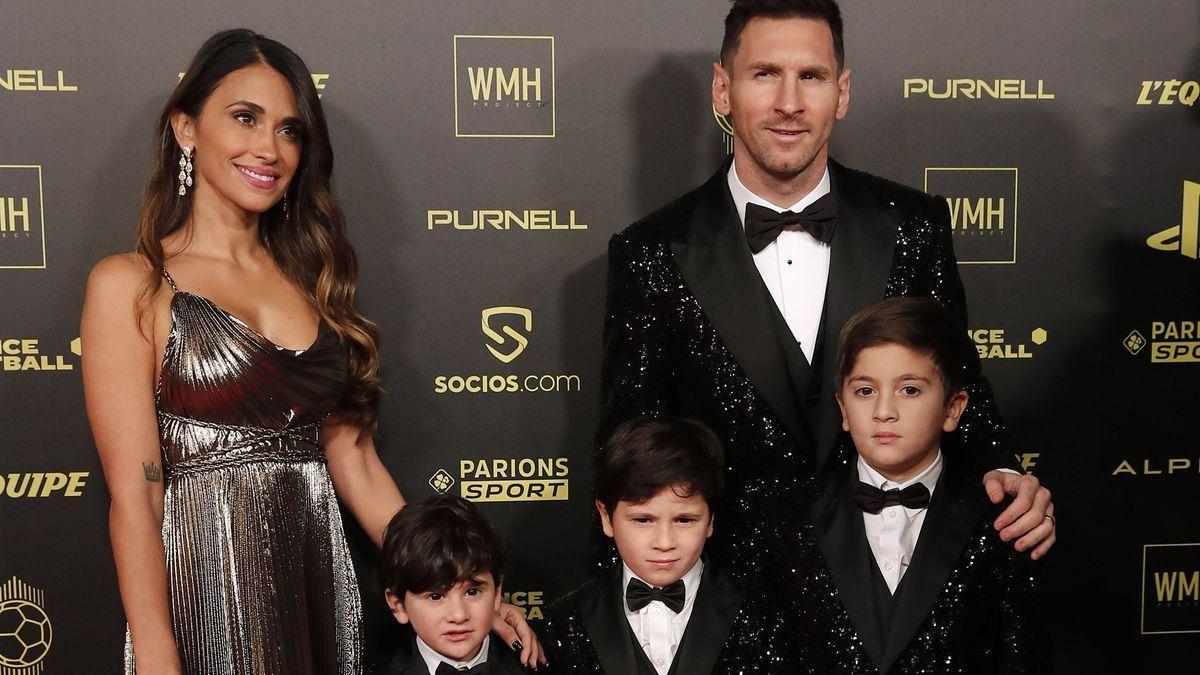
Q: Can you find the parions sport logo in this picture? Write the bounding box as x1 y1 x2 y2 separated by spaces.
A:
1123 321 1200 364
0 165 47 270
969 327 1046 360
1 337 79 372
429 458 570 503
925 168 1018 264
432 307 581 395
453 35 555 138
1146 180 1197 261
0 577 52 673
1142 543 1200 635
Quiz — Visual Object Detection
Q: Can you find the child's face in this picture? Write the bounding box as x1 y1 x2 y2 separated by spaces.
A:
837 344 968 482
597 485 713 588
385 573 500 663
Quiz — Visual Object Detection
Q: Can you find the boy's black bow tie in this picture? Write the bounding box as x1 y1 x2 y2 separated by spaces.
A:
743 193 839 253
854 481 931 514
625 577 686 613
436 661 488 675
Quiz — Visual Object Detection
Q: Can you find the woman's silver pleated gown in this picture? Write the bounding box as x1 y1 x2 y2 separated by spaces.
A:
124 269 362 674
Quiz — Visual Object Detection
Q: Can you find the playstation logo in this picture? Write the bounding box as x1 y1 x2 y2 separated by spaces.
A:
1146 180 1198 260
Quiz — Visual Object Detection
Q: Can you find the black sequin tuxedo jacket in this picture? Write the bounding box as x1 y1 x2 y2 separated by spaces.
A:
790 451 1051 674
599 157 1017 583
540 562 798 674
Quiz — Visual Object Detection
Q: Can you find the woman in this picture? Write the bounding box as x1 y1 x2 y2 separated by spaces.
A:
82 29 538 674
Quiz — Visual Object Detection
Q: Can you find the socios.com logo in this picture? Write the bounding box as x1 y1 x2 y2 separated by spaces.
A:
482 306 531 363
1146 180 1198 261
0 577 52 673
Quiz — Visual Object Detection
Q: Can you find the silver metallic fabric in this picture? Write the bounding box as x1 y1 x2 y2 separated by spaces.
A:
124 269 361 674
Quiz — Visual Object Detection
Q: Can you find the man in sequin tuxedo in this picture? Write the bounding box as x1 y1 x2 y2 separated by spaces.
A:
788 298 1050 674
599 0 1057 587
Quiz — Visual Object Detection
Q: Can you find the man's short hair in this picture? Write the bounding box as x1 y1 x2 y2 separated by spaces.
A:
720 0 845 69
596 416 725 517
378 494 507 598
835 297 974 400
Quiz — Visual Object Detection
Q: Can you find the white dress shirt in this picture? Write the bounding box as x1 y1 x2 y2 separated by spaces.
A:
857 452 943 594
727 160 833 363
622 559 704 674
416 633 489 674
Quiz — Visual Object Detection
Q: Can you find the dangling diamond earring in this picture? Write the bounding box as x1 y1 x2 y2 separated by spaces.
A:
283 194 290 221
177 146 193 196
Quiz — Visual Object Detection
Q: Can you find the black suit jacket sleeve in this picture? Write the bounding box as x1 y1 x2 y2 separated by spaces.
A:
921 196 1021 475
599 231 675 440
997 548 1053 674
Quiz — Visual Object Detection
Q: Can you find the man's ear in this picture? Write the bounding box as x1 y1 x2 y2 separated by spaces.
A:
943 390 970 432
712 61 732 116
493 580 503 611
384 589 411 625
169 109 196 151
596 499 615 538
835 66 852 120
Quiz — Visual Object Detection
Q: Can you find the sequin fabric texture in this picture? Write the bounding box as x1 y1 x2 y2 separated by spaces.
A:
787 472 1051 672
598 163 1018 590
123 270 362 675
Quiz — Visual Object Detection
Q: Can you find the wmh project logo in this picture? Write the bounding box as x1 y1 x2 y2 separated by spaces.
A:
1142 542 1200 635
454 35 555 138
0 165 47 270
925 167 1017 265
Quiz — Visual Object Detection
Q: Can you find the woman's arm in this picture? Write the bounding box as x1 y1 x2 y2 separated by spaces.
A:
82 254 181 674
322 420 407 547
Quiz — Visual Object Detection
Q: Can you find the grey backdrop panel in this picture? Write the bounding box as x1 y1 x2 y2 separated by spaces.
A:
1 1 1197 672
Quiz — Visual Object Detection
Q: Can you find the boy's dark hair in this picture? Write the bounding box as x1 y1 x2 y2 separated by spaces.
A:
835 297 974 400
378 494 507 599
720 0 845 69
596 416 724 517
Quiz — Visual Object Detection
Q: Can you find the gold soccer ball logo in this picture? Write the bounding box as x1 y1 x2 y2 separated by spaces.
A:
0 599 52 668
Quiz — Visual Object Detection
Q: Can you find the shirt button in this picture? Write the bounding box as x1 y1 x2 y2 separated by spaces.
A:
787 259 793 265
887 510 898 519
656 657 666 666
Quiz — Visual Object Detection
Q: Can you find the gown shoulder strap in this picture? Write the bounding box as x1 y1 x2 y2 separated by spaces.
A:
160 267 179 293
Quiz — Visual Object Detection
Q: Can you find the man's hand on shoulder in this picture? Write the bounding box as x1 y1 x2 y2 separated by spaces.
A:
982 470 1056 560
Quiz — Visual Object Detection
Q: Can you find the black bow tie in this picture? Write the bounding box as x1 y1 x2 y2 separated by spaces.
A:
743 193 839 253
625 577 686 613
435 661 488 675
854 481 931 514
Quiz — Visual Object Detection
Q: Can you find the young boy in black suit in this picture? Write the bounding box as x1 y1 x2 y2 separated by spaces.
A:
378 494 527 675
792 297 1051 673
541 416 797 674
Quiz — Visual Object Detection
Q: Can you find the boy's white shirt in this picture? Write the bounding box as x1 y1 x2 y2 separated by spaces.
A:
622 558 705 675
857 450 943 593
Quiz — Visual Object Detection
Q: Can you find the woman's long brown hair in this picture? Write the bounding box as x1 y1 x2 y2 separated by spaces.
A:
135 29 381 436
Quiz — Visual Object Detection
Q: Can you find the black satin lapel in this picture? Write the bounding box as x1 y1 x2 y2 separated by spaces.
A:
880 470 984 672
671 565 745 674
670 169 811 446
812 470 887 667
581 569 640 674
814 162 900 469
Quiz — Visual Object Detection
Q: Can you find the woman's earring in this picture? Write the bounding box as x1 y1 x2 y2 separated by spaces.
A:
283 194 290 221
177 146 193 196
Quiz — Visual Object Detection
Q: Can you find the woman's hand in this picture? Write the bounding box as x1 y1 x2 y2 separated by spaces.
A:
493 603 546 668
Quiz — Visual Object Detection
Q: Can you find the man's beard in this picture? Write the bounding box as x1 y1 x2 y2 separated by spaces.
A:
739 128 821 183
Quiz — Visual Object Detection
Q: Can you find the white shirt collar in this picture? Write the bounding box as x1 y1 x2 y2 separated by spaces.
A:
621 559 705 614
727 159 831 228
857 450 943 498
416 633 489 673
